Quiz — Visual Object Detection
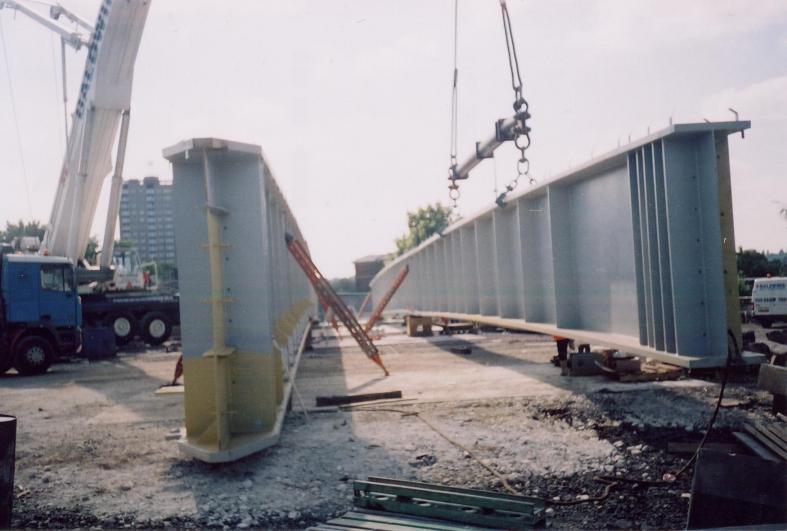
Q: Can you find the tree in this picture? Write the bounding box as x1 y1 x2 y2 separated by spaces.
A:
0 219 46 243
395 203 454 256
329 276 355 292
737 248 784 278
85 236 99 264
114 239 136 249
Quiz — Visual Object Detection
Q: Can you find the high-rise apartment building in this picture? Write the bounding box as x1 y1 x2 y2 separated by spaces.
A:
118 176 176 264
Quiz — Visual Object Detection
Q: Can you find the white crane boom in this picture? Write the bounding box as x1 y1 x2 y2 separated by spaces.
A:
41 0 150 266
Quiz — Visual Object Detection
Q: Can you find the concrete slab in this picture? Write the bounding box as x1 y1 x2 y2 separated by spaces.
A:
295 329 708 411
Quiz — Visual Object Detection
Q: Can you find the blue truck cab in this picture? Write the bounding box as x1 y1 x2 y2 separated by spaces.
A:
1 249 82 375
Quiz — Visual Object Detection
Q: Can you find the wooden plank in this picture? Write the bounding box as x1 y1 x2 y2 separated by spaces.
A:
768 422 787 442
617 362 682 383
754 421 787 450
745 424 787 461
731 431 779 462
316 391 403 407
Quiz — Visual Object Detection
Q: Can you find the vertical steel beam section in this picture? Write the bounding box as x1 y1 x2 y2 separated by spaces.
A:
460 224 480 314
628 152 649 346
652 142 677 352
661 134 726 357
443 236 456 312
641 144 665 349
164 138 316 463
449 232 462 312
548 185 579 328
475 218 497 315
493 205 524 318
518 192 555 323
370 122 752 368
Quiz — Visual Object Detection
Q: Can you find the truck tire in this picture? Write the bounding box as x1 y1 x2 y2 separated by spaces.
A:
759 318 773 329
0 347 12 374
140 312 172 346
107 313 137 346
13 336 53 376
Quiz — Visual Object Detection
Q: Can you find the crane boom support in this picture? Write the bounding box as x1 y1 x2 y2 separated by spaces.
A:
42 0 150 263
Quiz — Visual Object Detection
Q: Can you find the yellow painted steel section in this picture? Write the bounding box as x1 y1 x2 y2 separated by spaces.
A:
182 300 313 457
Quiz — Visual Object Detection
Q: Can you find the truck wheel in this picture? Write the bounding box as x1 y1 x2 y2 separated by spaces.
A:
140 312 172 346
759 318 773 329
107 313 137 346
0 347 12 374
13 336 54 376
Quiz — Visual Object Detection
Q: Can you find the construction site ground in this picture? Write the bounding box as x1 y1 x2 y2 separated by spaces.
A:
1 321 779 529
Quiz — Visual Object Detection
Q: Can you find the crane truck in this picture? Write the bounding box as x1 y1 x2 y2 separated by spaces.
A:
1 0 178 375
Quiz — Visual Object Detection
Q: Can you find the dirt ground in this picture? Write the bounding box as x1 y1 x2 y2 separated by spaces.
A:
0 322 779 529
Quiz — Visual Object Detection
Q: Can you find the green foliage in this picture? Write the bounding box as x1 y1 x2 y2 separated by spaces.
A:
114 239 136 249
395 203 454 256
84 237 99 264
737 248 786 279
0 219 46 243
330 276 355 292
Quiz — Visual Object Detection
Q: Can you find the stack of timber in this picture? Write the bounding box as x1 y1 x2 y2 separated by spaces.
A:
733 421 787 462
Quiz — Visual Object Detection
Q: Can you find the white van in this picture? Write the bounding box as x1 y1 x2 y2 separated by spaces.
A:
752 277 787 328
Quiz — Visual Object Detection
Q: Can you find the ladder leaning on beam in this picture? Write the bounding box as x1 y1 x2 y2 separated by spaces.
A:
285 234 389 376
364 265 409 333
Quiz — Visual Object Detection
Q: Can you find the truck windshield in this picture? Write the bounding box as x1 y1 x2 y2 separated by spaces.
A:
41 264 73 293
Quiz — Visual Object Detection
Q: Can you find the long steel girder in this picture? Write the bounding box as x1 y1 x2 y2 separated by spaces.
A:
164 138 317 462
371 121 759 368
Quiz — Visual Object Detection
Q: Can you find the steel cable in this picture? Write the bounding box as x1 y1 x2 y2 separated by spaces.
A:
0 17 33 217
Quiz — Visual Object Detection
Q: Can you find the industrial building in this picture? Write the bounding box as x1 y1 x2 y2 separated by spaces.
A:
353 254 390 291
119 176 176 264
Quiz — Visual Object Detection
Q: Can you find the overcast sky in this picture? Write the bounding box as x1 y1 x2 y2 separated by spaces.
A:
1 0 785 278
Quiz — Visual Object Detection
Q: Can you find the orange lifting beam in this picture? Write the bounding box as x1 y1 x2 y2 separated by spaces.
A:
364 265 409 333
285 235 389 376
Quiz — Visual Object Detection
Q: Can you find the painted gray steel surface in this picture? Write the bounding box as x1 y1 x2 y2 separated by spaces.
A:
166 138 315 364
371 122 751 368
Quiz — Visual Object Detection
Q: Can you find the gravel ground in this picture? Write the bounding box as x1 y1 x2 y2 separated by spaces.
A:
1 329 778 530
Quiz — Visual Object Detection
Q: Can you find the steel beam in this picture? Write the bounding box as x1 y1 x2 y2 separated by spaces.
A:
372 121 762 368
163 138 317 462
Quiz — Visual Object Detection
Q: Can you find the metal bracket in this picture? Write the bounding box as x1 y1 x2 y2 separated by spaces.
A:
475 141 494 161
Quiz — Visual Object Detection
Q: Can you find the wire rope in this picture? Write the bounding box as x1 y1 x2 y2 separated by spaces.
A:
0 16 33 218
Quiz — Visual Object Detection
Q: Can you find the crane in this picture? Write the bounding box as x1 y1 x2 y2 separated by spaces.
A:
1 2 178 349
38 0 151 274
1 0 151 272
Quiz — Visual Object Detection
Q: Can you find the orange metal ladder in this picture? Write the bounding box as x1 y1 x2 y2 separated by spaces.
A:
285 235 389 376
